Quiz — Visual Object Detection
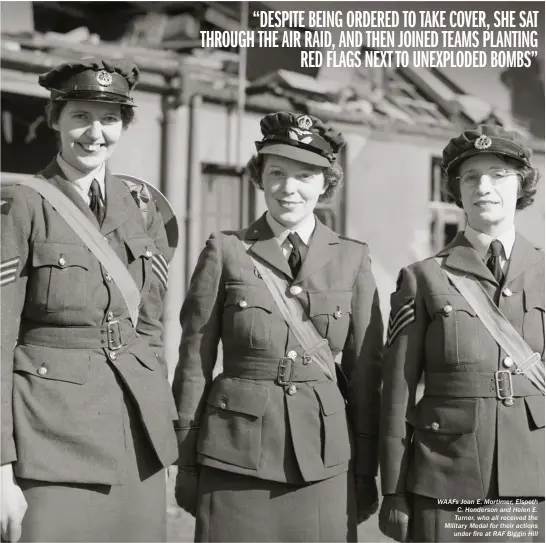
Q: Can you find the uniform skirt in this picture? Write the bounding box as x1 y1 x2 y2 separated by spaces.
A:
195 466 357 542
411 494 545 543
17 389 166 543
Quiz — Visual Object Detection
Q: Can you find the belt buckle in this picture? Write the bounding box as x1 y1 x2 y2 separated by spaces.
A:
495 370 513 400
107 320 123 351
277 357 295 386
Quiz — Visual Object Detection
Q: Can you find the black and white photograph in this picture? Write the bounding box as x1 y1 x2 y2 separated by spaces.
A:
1 2 544 542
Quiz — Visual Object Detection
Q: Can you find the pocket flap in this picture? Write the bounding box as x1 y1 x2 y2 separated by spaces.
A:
428 294 476 317
314 381 346 416
407 398 478 434
32 242 90 270
128 343 160 371
523 288 545 312
525 396 545 429
308 291 352 317
224 285 274 313
14 345 89 385
125 236 154 260
206 378 269 417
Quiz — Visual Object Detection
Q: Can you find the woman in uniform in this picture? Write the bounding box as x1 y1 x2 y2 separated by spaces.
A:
173 111 384 542
0 58 177 542
379 124 544 542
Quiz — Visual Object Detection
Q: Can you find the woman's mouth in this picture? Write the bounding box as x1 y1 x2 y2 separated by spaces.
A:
278 200 302 209
475 200 498 208
77 142 104 153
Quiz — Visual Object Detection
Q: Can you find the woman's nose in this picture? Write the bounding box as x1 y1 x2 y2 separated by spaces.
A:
281 176 298 193
86 120 102 139
475 175 494 193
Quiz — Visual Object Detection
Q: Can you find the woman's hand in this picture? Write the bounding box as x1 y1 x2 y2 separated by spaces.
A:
379 494 411 542
174 467 199 518
355 475 379 524
1 464 27 542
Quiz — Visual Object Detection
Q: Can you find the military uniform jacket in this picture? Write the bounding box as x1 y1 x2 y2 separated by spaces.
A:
380 232 545 500
173 215 384 484
0 160 177 484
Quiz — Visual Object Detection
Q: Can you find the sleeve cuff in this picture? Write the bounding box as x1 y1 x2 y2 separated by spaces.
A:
354 434 378 476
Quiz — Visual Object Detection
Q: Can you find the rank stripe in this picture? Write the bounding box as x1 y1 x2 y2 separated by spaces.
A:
0 257 20 269
388 299 415 328
152 255 168 289
386 299 416 347
386 312 416 347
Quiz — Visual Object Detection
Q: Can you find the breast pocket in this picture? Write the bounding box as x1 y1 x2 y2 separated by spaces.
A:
523 288 545 357
29 242 90 312
308 291 352 350
223 284 274 350
124 236 154 294
429 294 480 365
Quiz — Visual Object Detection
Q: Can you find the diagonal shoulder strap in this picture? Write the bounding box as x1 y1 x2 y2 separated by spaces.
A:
16 176 141 326
241 239 336 382
435 258 544 395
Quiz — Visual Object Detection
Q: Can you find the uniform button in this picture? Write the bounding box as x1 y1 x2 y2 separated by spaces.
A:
503 357 514 369
37 365 48 376
287 384 297 395
289 285 302 296
239 300 248 308
145 249 153 258
503 398 514 407
431 422 440 431
443 304 453 315
103 236 108 242
109 351 117 361
302 355 311 365
219 395 228 409
105 274 112 282
106 311 114 321
502 287 513 297
287 350 297 360
334 310 342 319
58 256 66 267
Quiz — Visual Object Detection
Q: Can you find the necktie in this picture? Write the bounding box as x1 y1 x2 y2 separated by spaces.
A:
88 179 105 225
287 232 307 277
487 239 504 284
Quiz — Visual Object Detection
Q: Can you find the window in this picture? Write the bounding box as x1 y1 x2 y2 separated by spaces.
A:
429 156 465 253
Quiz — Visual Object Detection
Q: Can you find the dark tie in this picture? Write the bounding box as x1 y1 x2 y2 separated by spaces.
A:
287 232 307 277
487 239 504 284
88 179 105 225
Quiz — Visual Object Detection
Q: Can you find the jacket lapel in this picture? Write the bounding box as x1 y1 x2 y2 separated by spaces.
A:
295 218 340 284
100 171 135 235
245 214 293 279
438 232 497 284
504 233 542 286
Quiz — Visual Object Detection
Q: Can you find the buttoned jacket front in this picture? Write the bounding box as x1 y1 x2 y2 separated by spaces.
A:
1 160 177 484
380 232 545 500
173 214 384 484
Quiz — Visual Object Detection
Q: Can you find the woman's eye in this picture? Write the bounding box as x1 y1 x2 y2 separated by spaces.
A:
72 113 87 120
269 170 284 177
103 116 120 124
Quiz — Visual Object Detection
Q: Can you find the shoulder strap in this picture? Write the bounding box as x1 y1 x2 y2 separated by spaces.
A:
241 240 336 382
17 176 141 327
434 258 544 395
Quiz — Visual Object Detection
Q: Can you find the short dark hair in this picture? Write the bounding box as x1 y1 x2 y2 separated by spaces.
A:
44 100 135 130
245 153 343 202
442 154 539 210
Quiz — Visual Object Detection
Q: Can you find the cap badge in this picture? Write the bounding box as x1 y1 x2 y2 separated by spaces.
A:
288 127 313 145
297 115 313 130
474 135 492 150
96 70 113 87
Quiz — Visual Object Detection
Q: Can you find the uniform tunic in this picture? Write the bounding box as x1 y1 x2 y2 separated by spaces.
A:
380 232 545 542
173 214 384 542
1 160 177 541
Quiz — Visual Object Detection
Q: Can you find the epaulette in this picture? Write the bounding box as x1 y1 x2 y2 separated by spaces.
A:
338 235 367 245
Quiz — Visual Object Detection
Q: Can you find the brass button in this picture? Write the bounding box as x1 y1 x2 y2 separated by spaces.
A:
287 384 297 395
503 398 514 407
289 285 302 296
334 310 342 319
431 422 440 431
105 274 112 282
145 249 153 258
443 304 453 315
287 350 297 360
239 300 248 308
37 365 48 376
219 395 228 409
302 355 311 366
58 256 66 267
502 287 513 297
106 311 114 321
503 357 514 369
109 351 117 361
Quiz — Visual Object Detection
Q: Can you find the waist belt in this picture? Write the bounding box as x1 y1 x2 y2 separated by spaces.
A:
223 356 328 384
19 320 137 351
424 371 543 399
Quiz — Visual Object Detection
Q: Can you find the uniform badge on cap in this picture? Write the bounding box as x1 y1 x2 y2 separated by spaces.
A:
96 70 113 87
474 135 492 150
297 115 313 130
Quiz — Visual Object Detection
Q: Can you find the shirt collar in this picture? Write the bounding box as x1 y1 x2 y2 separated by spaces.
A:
265 212 316 247
464 224 516 260
56 154 106 198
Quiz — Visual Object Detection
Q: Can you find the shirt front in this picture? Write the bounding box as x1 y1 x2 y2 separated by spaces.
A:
265 212 316 259
56 154 106 206
464 225 516 272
